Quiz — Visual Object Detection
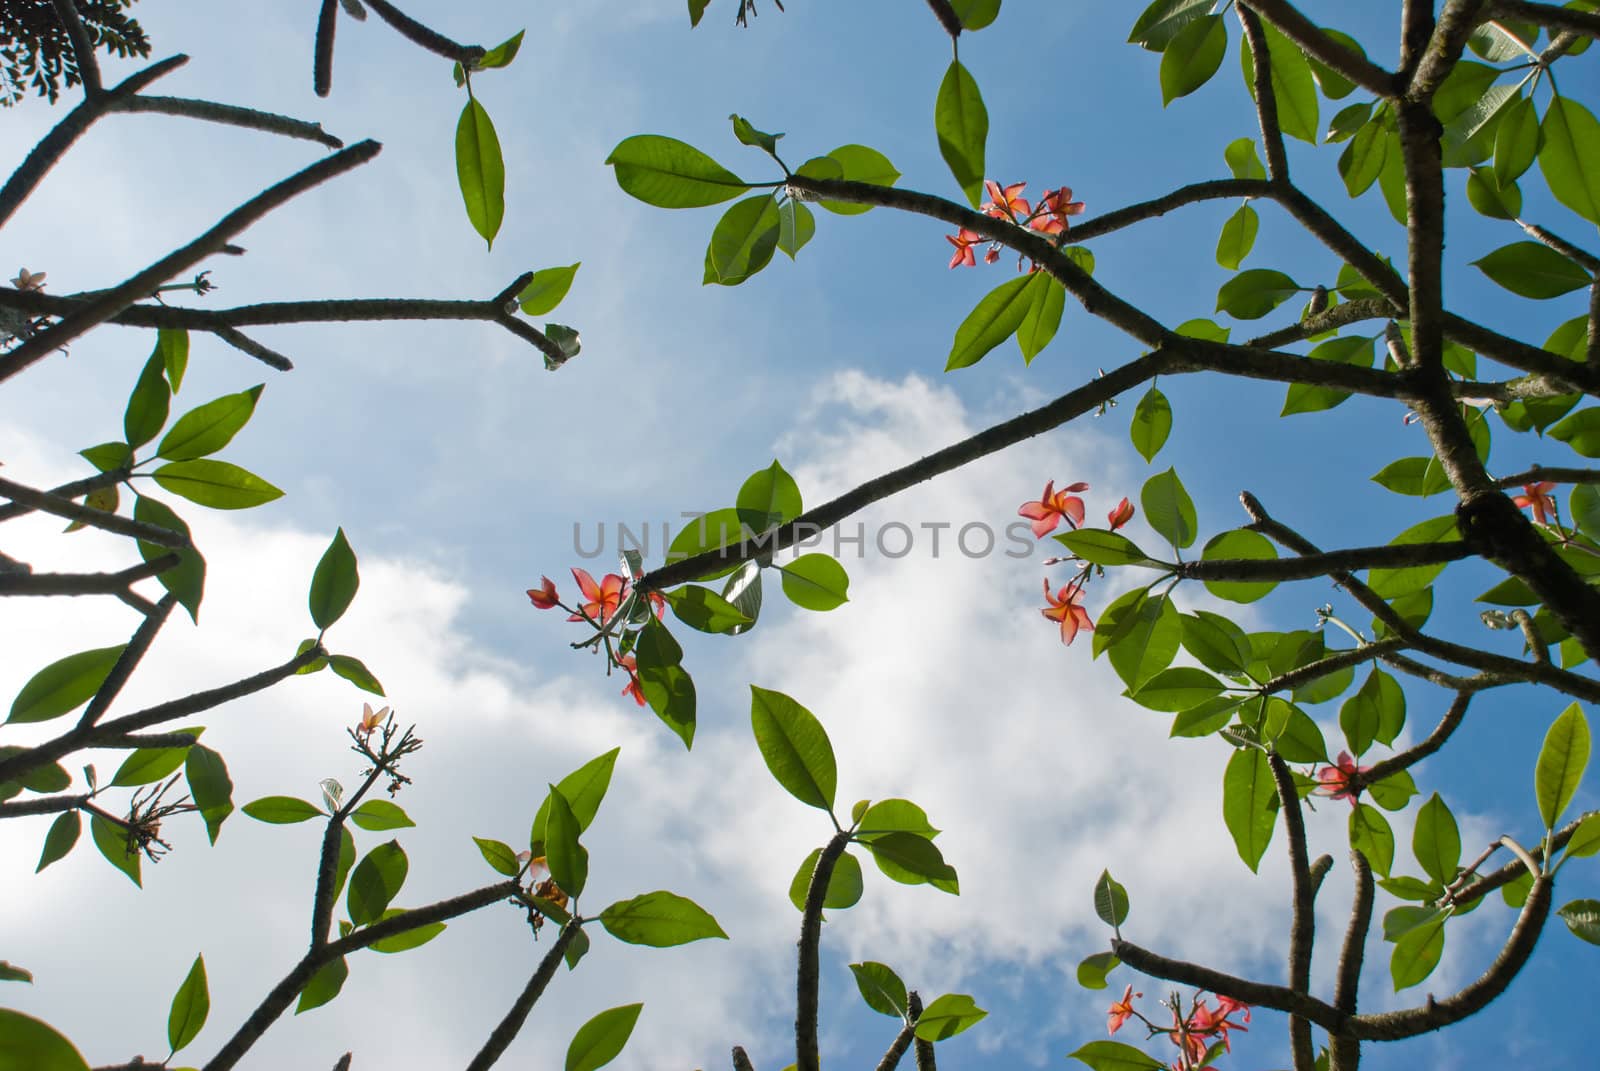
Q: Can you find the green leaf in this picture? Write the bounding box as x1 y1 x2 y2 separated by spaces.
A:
1466 165 1524 221
1106 593 1181 690
1129 0 1215 51
1215 201 1258 270
1130 387 1171 462
160 330 188 389
544 785 589 900
242 795 324 824
947 273 1034 370
731 113 782 154
1017 271 1066 362
1093 869 1129 928
1054 529 1154 567
1327 101 1373 142
855 798 940 842
529 748 621 853
1549 407 1600 457
1130 667 1225 713
1160 14 1225 105
1390 914 1446 989
9 645 124 724
566 1003 643 1071
1224 137 1267 180
635 621 697 749
347 840 408 927
737 459 803 529
167 954 209 1053
0 961 34 984
667 508 749 581
455 98 505 248
90 813 140 886
778 554 849 611
1350 802 1396 877
777 198 815 258
124 348 170 449
351 800 414 831
1223 747 1277 872
1495 94 1540 186
1076 951 1121 990
1181 611 1252 674
665 584 753 633
474 836 520 876
0 1009 89 1071
865 832 958 890
36 811 80 873
295 956 347 1014
134 495 205 623
112 726 201 786
1140 467 1198 549
1572 484 1600 541
309 528 359 631
704 194 782 286
849 961 908 1017
1473 241 1591 298
1536 702 1591 829
564 927 591 970
151 459 282 510
688 0 709 27
750 685 836 811
1414 793 1462 886
366 909 446 953
1282 335 1375 416
1307 27 1366 100
328 654 384 696
518 263 581 315
1216 269 1299 319
951 0 1000 31
788 847 864 911
156 386 263 462
914 993 987 1041
598 890 728 946
1379 875 1444 902
79 441 132 473
1558 899 1600 944
1241 19 1319 143
1370 456 1451 497
1366 515 1460 600
606 135 748 209
816 144 901 216
1541 96 1600 224
1339 119 1388 196
1069 1039 1165 1071
185 745 233 845
935 59 988 206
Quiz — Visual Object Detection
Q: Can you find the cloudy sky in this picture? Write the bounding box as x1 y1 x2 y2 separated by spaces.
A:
2 2 1596 1069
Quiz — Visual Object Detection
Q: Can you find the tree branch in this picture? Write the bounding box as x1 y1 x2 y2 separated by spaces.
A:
1329 850 1374 1071
1491 0 1600 39
797 831 852 1071
0 474 187 547
1067 179 1276 243
0 556 178 598
363 0 485 64
1242 1 1397 96
1360 692 1471 788
1176 540 1474 582
80 593 178 729
109 95 343 148
1238 6 1290 180
463 920 581 1071
1268 752 1317 1071
48 0 103 96
0 468 129 523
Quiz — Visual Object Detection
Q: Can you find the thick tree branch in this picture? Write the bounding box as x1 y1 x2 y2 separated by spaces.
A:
1 140 384 383
315 0 339 97
876 1021 918 1071
1176 540 1474 582
907 991 936 1071
0 555 178 598
48 0 103 96
1242 1 1397 96
1112 938 1344 1028
1268 752 1317 1071
1329 850 1374 1071
922 0 963 39
1491 0 1600 39
1238 6 1290 180
109 95 343 148
0 474 187 547
1411 1 1494 97
1494 465 1600 489
464 921 581 1071
797 831 852 1071
80 593 178 729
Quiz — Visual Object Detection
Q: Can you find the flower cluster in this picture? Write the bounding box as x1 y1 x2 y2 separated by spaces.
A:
946 180 1085 269
1108 985 1251 1070
1017 480 1134 647
1315 750 1369 807
527 567 665 706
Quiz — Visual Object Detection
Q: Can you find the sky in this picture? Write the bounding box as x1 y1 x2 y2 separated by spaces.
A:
1 1 1597 1069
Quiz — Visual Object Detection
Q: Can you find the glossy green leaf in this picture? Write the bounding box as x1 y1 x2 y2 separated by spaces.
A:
665 584 753 633
1130 386 1171 462
295 956 347 1014
1105 593 1181 689
777 198 815 258
1069 1040 1165 1071
730 113 782 153
90 813 140 886
529 748 620 853
1558 899 1600 944
787 847 864 911
1130 667 1225 712
951 0 1000 31
1541 96 1600 224
1181 611 1251 674
544 785 589 900
704 194 781 286
598 890 728 946
1216 269 1299 319
474 836 520 876
156 386 262 462
9 645 124 724
1390 913 1446 989
935 59 988 206
1495 94 1540 186
1536 703 1591 829
308 529 359 631
566 1003 643 1071
456 98 505 248
1370 456 1450 497
1549 407 1600 457
866 831 958 890
849 961 908 1018
947 273 1033 370
750 685 836 811
0 1009 89 1071
36 811 80 873
1076 951 1121 990
1054 529 1154 567
1093 869 1129 928
151 459 282 510
347 840 408 927
1129 0 1215 51
816 143 901 215
134 495 205 623
855 798 940 842
1474 241 1590 298
778 554 849 611
737 460 803 529
1339 118 1388 196
1224 137 1266 180
1140 467 1197 549
1350 802 1396 877
350 800 414 831
167 954 208 1052
1414 793 1462 886
667 508 749 581
519 263 581 315
1160 15 1225 104
159 327 187 390
1327 100 1373 142
1215 201 1257 270
635 620 696 749
1241 19 1318 143
606 135 748 209
243 795 323 824
185 745 232 845
79 441 132 473
477 29 525 69
1172 696 1244 740
1017 271 1066 362
688 0 709 27
326 654 383 696
1571 484 1600 541
1223 747 1276 871
124 349 170 450
914 993 987 1041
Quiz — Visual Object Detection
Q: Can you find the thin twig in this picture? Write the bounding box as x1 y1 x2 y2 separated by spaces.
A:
110 95 343 148
796 831 853 1071
363 0 485 64
80 593 179 729
463 921 581 1071
48 0 103 96
1238 6 1289 180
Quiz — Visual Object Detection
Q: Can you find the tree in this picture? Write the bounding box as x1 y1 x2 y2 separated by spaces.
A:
2 1 1599 1070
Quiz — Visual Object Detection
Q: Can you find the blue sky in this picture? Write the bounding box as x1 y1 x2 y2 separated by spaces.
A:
2 1 1597 1069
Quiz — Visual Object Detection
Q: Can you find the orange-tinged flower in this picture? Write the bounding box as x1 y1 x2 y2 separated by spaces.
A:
1315 750 1368 806
618 654 646 707
1188 997 1249 1052
1043 577 1094 646
569 568 627 624
11 268 46 291
1038 186 1086 223
1107 497 1135 531
356 702 389 737
1213 994 1251 1024
946 228 982 268
1107 984 1140 1034
1512 481 1557 526
1018 479 1088 537
982 179 1030 220
526 576 560 609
